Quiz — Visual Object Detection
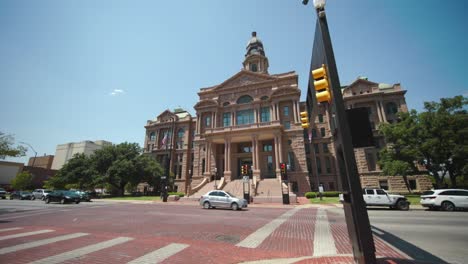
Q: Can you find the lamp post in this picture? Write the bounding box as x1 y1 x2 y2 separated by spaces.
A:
213 167 218 189
187 169 192 196
19 141 37 167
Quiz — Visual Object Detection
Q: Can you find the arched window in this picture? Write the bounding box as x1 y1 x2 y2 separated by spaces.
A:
261 96 269 101
386 102 398 114
223 102 230 107
149 132 156 141
237 95 253 104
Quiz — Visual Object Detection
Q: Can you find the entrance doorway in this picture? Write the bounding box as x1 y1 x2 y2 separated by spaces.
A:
238 158 252 179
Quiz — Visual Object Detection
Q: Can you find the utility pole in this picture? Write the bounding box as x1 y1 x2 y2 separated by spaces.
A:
302 0 376 263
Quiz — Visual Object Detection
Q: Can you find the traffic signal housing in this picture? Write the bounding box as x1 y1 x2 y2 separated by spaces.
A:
300 111 309 129
280 163 288 181
312 64 331 103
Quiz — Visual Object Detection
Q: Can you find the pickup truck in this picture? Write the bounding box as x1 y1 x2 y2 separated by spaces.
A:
340 188 410 210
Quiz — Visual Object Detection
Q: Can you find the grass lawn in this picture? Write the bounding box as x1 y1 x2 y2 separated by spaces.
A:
309 197 341 204
103 196 161 201
405 194 421 205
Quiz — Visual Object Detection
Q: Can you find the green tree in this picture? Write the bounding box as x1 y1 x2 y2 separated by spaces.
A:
92 142 161 196
0 132 26 159
379 96 468 188
47 153 95 190
11 171 34 190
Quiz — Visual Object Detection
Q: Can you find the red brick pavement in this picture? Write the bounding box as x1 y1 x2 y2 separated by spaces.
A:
0 203 434 264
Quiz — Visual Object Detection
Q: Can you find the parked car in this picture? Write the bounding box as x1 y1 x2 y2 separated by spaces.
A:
420 189 468 211
339 188 410 210
45 190 81 204
0 188 6 199
31 189 52 200
74 191 91 202
199 190 247 210
10 191 32 200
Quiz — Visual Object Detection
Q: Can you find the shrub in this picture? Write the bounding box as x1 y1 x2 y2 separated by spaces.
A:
322 191 340 197
168 192 185 197
305 192 317 198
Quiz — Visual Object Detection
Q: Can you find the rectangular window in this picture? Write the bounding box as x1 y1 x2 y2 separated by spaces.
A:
260 107 270 122
267 155 273 173
379 180 388 190
263 144 272 152
284 121 291 129
288 152 295 171
323 143 329 153
223 112 231 127
202 159 205 174
325 157 332 173
409 180 417 190
316 157 322 174
312 129 317 138
236 109 254 125
320 127 326 137
366 152 376 171
314 144 319 154
205 116 211 126
284 106 289 116
318 114 324 123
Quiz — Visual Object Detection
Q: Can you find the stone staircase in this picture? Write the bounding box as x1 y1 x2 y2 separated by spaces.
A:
254 178 284 203
191 180 218 198
222 180 244 198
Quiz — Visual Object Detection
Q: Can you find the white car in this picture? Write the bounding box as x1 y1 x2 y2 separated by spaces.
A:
420 189 468 211
199 190 248 210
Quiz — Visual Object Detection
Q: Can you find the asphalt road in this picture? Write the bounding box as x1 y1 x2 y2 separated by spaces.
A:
328 207 468 264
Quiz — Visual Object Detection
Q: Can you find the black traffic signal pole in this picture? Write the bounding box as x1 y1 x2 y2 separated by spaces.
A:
306 6 376 264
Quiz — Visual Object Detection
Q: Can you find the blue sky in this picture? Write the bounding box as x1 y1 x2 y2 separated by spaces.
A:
1 0 467 164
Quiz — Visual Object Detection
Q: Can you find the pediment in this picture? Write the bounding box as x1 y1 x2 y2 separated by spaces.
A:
157 110 177 122
215 70 276 91
271 86 300 97
343 79 378 95
194 99 218 109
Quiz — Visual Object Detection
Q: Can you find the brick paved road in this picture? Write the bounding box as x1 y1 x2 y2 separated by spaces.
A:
0 201 431 263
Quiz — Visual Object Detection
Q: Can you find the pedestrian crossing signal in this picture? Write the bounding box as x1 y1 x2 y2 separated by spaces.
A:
312 64 331 103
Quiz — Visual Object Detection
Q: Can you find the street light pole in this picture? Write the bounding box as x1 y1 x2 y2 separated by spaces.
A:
214 167 218 189
19 141 37 167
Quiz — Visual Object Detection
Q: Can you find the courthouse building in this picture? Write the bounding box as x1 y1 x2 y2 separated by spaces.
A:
143 32 432 197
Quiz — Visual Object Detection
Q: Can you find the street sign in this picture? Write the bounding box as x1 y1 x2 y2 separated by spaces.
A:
243 176 249 183
161 176 167 180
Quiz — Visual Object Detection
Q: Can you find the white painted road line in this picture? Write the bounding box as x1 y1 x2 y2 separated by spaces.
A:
29 236 134 264
0 210 58 221
0 227 22 232
236 207 300 248
0 233 89 255
127 243 189 264
0 230 54 241
313 208 337 256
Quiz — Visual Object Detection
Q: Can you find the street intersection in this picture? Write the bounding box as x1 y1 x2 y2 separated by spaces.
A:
0 200 465 264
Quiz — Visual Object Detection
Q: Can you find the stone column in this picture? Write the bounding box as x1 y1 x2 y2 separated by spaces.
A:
254 136 260 178
379 101 387 123
292 100 297 123
296 100 301 123
224 138 232 181
214 111 217 128
275 103 280 120
274 135 281 180
375 101 382 123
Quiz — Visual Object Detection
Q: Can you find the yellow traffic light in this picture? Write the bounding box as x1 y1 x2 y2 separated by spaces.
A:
300 111 309 129
312 64 331 103
241 165 245 175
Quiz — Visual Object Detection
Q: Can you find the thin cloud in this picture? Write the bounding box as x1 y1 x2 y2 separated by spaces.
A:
110 89 125 96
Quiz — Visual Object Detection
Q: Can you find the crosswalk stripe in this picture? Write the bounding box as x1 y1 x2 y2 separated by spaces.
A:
236 207 300 248
0 227 22 232
0 230 54 241
29 236 134 264
0 233 88 255
127 243 189 264
313 208 337 256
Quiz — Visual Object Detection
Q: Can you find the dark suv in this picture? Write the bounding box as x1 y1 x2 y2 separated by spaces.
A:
0 188 6 199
